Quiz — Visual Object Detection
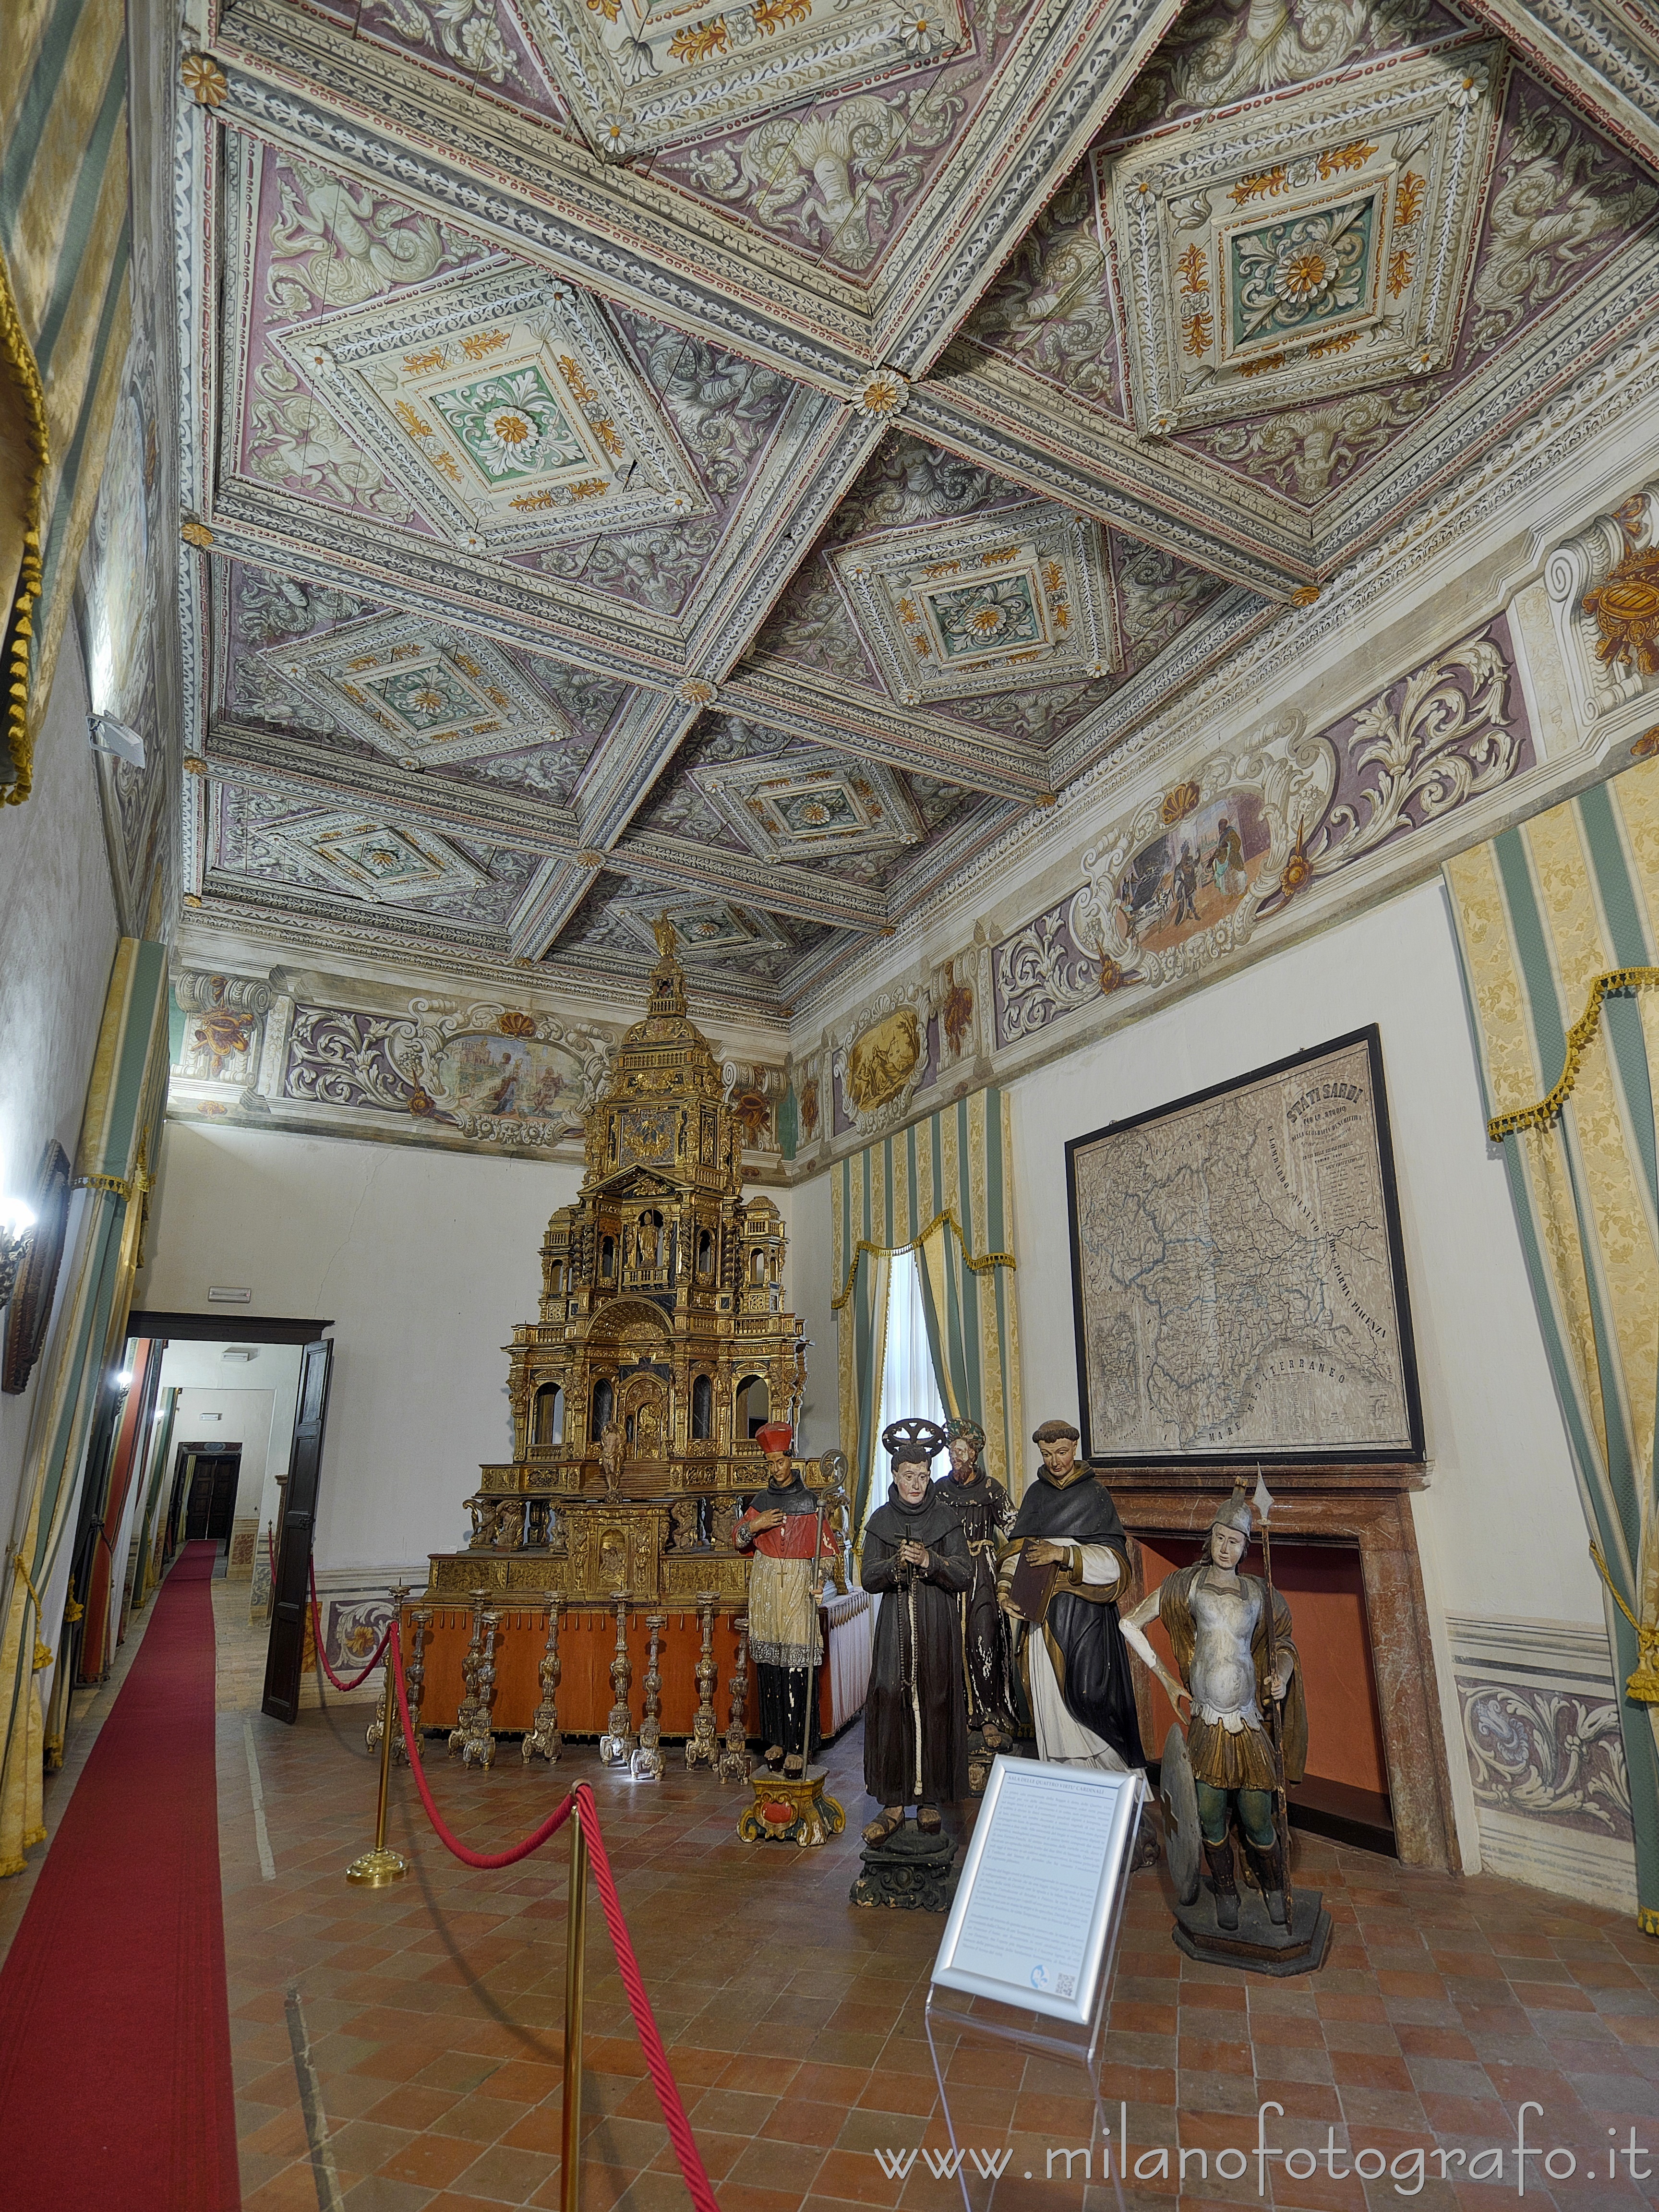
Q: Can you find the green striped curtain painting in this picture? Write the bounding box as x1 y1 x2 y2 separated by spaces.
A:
831 1089 1022 1541
1445 754 1659 1934
0 0 132 801
0 939 168 1874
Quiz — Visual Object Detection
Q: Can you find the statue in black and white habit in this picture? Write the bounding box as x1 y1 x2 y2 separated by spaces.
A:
859 1418 972 1842
997 1419 1143 1773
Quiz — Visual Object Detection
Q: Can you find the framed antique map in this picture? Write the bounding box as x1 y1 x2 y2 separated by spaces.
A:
1066 1027 1423 1464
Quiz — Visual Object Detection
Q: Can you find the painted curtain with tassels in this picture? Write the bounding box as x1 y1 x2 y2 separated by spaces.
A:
1 0 133 801
0 938 168 1873
1445 754 1659 1935
831 1088 1022 1544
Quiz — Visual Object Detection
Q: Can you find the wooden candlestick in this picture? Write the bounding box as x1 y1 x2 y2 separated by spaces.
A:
685 1593 719 1771
366 1584 409 1755
461 1610 501 1768
393 1605 429 1766
601 1597 636 1764
632 1612 665 1779
718 1613 753 1783
523 1595 565 1765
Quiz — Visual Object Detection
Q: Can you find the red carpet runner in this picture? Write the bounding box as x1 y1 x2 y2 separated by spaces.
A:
0 1541 239 2209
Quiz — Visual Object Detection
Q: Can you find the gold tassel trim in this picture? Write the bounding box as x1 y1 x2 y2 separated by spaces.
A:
1588 1541 1659 1706
830 1207 1013 1311
0 244 50 807
1487 968 1659 1141
1638 1905 1659 1938
8 1551 55 1671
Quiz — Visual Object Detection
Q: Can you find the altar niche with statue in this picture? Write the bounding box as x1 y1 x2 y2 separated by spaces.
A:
412 922 861 1744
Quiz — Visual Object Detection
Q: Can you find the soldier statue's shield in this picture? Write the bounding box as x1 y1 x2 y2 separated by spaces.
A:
1159 1723 1202 1907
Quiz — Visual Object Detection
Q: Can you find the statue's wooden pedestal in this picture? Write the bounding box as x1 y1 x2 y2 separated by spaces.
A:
1172 1883 1333 1975
738 1769 844 1847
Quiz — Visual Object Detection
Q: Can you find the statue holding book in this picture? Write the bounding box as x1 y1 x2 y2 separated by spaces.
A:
995 1419 1143 1773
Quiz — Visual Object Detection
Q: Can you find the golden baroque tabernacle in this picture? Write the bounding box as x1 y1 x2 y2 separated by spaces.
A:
426 923 843 1604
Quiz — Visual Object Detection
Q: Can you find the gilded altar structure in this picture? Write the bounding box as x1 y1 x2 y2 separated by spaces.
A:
426 922 838 1604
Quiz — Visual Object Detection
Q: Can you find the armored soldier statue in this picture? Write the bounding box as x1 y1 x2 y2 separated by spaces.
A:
1119 1485 1306 1929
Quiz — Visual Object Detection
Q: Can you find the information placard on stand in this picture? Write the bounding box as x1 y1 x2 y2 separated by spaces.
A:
926 1758 1143 2212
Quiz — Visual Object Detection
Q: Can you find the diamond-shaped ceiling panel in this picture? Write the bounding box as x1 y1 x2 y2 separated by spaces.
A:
280 273 704 550
831 501 1118 703
1099 41 1503 436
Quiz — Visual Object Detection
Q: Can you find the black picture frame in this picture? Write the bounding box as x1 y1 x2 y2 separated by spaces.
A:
1064 1024 1424 1466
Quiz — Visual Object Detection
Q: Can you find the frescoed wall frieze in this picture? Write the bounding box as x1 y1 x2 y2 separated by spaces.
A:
165 959 793 1171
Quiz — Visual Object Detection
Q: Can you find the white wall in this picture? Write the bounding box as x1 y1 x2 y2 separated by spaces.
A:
1005 874 1593 1627
0 633 120 1553
152 1337 305 1535
136 1124 581 1570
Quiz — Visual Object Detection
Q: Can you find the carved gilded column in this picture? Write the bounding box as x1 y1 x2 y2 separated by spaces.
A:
449 1588 490 1757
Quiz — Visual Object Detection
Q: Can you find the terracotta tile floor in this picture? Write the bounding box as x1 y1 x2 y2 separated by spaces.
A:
205 1592 1659 2212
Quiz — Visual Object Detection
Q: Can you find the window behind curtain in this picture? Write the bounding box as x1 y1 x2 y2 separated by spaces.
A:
864 1248 949 1546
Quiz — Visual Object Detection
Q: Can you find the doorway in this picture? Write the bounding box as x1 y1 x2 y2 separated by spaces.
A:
180 1446 243 1542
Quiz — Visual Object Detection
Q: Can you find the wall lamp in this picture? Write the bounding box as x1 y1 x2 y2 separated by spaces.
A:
87 712 146 770
0 1199 36 1310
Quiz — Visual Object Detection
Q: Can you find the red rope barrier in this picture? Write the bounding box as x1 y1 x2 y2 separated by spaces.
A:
574 1782 720 2212
389 1626 577 1869
384 1639 720 2211
308 1557 394 1692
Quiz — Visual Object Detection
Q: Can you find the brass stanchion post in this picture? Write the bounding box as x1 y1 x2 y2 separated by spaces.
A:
347 1617 410 1887
561 1805 589 2212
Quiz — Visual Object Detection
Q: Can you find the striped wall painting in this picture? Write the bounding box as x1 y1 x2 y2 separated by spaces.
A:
1445 754 1659 1932
0 0 132 801
831 1088 1022 1539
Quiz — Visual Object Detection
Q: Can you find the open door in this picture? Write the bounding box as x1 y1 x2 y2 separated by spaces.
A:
262 1337 334 1723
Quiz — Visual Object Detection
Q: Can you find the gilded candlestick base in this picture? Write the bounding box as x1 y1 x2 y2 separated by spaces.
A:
346 1845 410 1887
737 1767 844 1848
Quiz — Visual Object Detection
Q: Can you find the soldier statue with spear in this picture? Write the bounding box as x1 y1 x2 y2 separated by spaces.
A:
1120 1479 1309 1943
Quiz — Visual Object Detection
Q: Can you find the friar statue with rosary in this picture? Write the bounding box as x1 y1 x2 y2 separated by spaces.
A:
859 1418 972 1842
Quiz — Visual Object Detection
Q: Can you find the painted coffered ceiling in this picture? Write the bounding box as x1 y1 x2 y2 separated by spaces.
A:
176 0 1659 1013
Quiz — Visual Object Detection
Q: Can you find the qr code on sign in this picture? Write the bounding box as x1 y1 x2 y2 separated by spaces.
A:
1056 1973 1075 1998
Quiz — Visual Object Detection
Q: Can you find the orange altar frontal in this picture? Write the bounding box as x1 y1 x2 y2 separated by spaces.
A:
399 1595 873 1742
